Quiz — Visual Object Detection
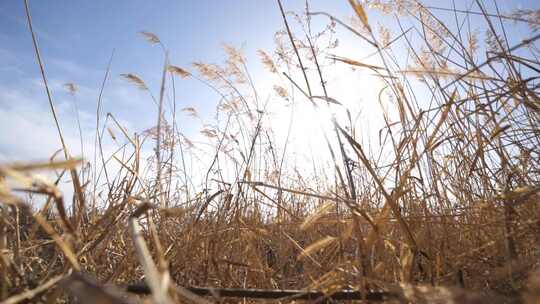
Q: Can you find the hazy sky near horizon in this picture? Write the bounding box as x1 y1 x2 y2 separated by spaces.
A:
0 0 538 166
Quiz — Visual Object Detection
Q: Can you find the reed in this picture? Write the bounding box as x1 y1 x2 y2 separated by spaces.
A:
1 0 539 303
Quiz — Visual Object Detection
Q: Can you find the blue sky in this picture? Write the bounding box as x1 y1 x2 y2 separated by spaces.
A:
0 0 353 161
0 0 538 165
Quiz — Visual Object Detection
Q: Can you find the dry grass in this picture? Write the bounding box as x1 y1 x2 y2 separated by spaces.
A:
1 0 540 303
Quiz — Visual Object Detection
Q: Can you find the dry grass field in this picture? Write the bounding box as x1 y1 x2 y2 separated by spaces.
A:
1 0 540 303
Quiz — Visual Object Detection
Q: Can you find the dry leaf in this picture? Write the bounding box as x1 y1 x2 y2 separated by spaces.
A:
400 244 414 283
120 73 147 90
328 55 382 70
181 107 198 117
168 65 191 78
64 82 78 95
300 201 334 230
200 128 217 138
140 31 161 44
348 0 371 32
298 236 336 261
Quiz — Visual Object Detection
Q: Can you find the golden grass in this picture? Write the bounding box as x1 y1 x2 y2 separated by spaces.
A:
1 0 540 303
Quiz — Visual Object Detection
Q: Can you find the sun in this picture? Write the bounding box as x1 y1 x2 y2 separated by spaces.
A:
265 65 388 170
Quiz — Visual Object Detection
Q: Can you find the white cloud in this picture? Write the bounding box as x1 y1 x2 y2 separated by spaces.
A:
0 83 151 207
